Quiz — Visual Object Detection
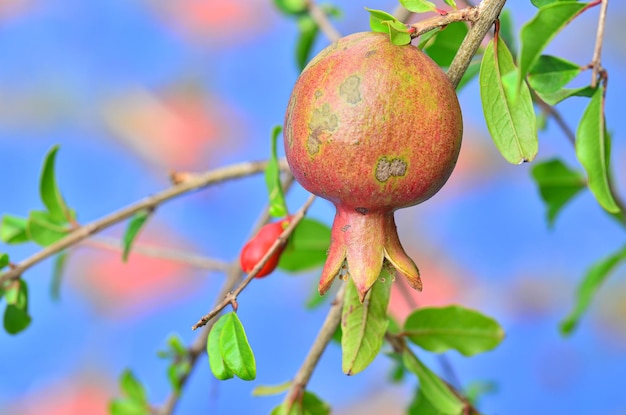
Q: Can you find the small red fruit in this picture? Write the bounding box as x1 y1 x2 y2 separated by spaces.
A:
239 218 290 278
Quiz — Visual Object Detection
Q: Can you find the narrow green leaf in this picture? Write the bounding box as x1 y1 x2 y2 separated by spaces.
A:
518 2 587 88
528 55 581 94
220 312 257 381
119 369 148 404
536 85 595 106
1 215 30 244
252 380 292 396
50 251 69 301
341 269 392 375
122 209 151 262
499 9 517 58
403 305 505 356
39 145 70 223
480 37 538 164
402 350 464 415
270 390 331 415
207 314 235 380
273 0 307 15
265 126 288 218
425 22 468 68
400 0 437 13
576 85 619 213
531 158 586 226
27 210 70 247
108 399 150 415
0 253 8 270
531 0 571 7
278 218 330 272
561 245 626 335
408 388 441 415
417 27 441 50
443 0 457 8
167 360 190 395
296 16 319 71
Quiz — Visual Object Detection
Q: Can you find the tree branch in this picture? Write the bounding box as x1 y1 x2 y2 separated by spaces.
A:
447 0 507 88
0 159 289 285
191 193 317 330
306 0 341 42
283 283 346 410
410 6 480 38
590 0 608 88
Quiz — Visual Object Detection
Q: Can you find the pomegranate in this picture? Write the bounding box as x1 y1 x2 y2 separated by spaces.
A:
283 32 462 301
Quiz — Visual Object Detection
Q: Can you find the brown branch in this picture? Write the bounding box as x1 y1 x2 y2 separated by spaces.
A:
447 0 507 88
306 0 341 42
82 236 231 272
283 282 346 411
0 159 289 285
191 193 317 330
410 6 480 38
590 0 609 88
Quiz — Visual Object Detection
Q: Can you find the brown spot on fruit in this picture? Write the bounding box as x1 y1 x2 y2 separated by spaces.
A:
307 103 338 155
355 207 368 215
315 90 322 98
375 157 407 183
339 75 361 104
365 50 377 58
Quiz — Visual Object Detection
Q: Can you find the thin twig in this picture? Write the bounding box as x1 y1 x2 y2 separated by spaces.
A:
590 0 608 88
447 0 507 88
82 236 231 272
393 4 412 23
306 0 341 42
410 6 480 38
283 283 346 410
191 193 317 330
0 159 289 285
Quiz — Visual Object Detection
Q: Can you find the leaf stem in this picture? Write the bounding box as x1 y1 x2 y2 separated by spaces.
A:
590 0 608 88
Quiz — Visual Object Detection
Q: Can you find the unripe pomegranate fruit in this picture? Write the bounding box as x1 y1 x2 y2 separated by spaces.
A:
240 218 290 278
284 32 462 301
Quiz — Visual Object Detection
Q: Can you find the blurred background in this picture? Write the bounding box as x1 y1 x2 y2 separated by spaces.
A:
1 0 626 414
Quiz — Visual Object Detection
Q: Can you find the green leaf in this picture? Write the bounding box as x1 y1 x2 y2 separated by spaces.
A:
365 8 411 45
341 269 392 375
27 210 70 247
108 399 150 415
122 209 151 262
560 245 626 335
273 0 307 15
402 350 464 415
464 380 498 406
220 312 257 381
0 253 8 270
270 390 331 415
443 0 456 8
531 158 586 227
518 2 587 89
531 0 571 7
278 218 331 272
119 369 148 404
1 215 30 244
403 306 504 356
167 359 190 395
417 27 441 50
296 16 319 71
266 126 289 218
408 388 441 415
480 37 538 164
400 0 437 13
456 60 481 91
528 55 581 94
4 305 32 334
252 380 292 396
536 85 595 106
425 22 468 68
40 145 70 223
167 333 187 356
207 314 235 380
576 85 619 213
50 251 69 301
